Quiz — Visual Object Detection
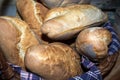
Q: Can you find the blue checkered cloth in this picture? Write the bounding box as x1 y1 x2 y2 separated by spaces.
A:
9 22 120 80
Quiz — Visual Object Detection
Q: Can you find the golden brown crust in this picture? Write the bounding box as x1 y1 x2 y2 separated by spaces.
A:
42 5 108 40
0 18 22 67
44 5 108 22
17 0 48 40
0 16 39 69
25 42 82 80
40 0 91 9
76 27 112 61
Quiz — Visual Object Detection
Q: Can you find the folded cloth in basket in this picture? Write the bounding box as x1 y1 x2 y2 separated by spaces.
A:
9 22 120 80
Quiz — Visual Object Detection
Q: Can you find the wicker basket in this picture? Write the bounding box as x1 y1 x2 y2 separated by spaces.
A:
98 51 119 77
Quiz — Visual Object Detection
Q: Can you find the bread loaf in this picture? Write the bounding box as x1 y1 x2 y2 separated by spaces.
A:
0 16 39 69
75 27 112 61
25 42 82 80
0 48 20 80
40 0 91 9
17 0 48 42
41 5 108 40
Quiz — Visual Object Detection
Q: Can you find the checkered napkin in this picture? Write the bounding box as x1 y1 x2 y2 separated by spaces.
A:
9 22 120 80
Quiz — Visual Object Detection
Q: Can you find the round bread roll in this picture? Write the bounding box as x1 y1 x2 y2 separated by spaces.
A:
41 5 108 40
40 0 91 9
0 16 39 69
76 27 112 61
25 42 82 80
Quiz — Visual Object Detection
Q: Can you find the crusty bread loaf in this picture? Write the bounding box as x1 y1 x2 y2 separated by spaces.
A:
41 5 108 40
76 27 112 61
0 48 20 80
0 16 39 69
17 0 48 42
40 0 91 9
25 42 82 80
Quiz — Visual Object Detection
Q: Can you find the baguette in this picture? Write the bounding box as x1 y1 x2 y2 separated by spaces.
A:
41 5 108 40
25 42 82 80
17 0 48 43
40 0 91 9
0 16 39 69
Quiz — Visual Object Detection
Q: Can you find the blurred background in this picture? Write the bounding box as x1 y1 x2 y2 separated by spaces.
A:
0 0 16 16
